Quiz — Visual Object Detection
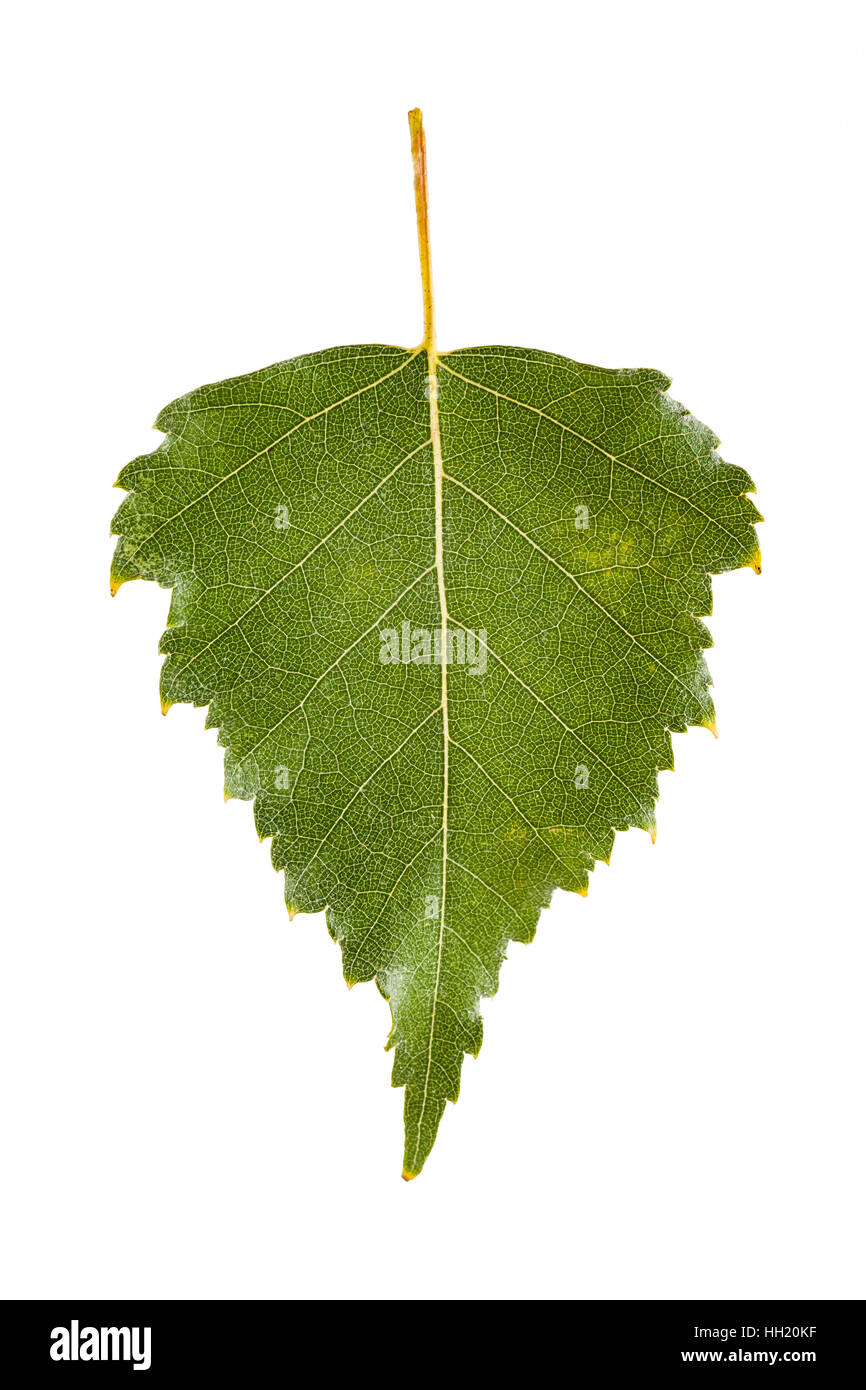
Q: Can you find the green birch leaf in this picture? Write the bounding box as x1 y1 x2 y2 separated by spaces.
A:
111 111 761 1178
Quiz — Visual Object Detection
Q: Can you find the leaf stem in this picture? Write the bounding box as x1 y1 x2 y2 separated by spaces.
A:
408 108 436 351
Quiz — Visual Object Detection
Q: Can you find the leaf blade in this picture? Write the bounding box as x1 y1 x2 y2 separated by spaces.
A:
112 340 759 1175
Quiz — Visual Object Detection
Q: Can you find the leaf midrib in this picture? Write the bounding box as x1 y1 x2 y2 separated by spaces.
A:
407 343 448 1176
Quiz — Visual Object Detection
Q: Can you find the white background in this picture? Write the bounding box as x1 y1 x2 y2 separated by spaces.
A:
2 0 864 1300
